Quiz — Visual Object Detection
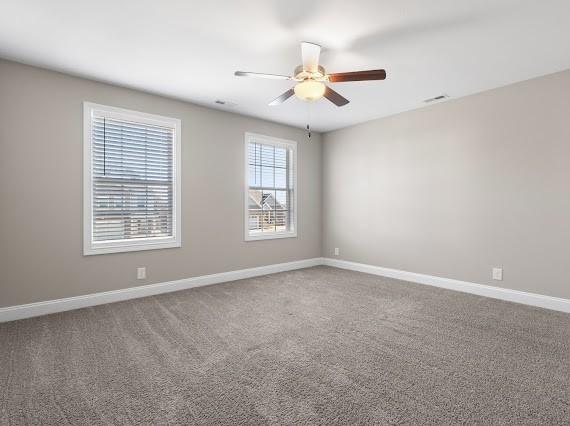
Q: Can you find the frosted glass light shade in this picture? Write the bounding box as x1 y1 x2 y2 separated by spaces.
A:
294 80 326 101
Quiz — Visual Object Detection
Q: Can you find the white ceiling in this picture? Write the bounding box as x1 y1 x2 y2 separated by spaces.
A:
1 1 569 132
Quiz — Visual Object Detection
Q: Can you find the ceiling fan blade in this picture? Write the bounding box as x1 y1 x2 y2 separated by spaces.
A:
301 42 321 72
324 86 350 107
234 71 291 80
328 69 387 83
269 88 295 106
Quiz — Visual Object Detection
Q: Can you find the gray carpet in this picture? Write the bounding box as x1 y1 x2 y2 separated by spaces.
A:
1 266 569 425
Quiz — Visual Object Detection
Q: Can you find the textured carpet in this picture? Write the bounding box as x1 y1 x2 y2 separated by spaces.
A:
1 266 569 425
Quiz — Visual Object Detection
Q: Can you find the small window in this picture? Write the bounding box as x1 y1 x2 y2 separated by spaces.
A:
245 133 297 241
83 102 181 255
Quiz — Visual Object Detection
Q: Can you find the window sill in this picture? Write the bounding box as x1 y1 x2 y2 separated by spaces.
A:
84 239 181 255
245 232 297 242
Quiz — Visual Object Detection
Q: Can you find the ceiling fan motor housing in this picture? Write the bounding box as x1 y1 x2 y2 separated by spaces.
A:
294 65 327 82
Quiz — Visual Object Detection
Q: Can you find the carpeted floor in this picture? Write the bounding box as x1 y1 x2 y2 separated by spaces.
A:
1 266 569 425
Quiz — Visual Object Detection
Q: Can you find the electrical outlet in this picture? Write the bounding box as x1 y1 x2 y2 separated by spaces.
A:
334 247 340 256
137 267 146 280
492 267 503 281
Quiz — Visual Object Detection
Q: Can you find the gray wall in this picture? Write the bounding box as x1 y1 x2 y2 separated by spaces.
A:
323 69 570 299
2 58 569 307
0 59 322 307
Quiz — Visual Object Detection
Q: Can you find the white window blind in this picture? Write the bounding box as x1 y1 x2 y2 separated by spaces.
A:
244 133 297 241
84 103 181 255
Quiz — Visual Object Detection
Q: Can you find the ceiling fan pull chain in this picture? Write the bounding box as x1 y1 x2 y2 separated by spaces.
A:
306 104 311 139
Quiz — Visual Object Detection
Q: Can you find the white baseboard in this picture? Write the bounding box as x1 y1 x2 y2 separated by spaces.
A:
2 256 568 322
322 258 570 314
0 258 323 323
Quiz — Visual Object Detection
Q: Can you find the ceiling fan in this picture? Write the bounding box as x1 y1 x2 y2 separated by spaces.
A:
235 42 386 107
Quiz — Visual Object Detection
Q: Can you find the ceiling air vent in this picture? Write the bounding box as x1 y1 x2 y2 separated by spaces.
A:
423 94 449 103
214 100 237 107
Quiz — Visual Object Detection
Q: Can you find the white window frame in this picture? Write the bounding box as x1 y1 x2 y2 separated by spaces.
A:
83 102 181 255
244 132 298 241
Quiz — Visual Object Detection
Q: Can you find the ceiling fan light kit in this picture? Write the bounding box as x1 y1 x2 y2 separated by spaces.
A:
235 41 387 108
294 80 326 101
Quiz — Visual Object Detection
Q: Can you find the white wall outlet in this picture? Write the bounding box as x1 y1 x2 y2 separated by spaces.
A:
137 267 146 280
334 247 340 256
492 267 503 281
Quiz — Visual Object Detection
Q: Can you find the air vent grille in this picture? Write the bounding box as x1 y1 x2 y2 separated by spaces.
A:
424 94 449 103
215 100 237 107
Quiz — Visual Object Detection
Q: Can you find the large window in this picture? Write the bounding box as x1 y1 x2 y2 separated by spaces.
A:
245 133 297 241
83 102 181 255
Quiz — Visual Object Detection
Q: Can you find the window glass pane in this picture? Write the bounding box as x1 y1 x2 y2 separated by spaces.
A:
248 164 260 187
275 210 288 232
246 138 294 238
261 190 275 210
275 147 287 168
260 144 274 166
248 209 262 232
275 167 286 188
275 190 288 210
91 116 174 243
261 166 274 187
248 189 262 209
247 142 259 164
261 211 275 232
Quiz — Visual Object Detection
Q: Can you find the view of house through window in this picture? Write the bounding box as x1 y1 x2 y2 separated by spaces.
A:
246 134 297 240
